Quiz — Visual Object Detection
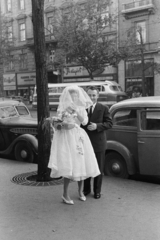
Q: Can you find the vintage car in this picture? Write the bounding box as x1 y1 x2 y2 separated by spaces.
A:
0 98 38 162
105 96 160 178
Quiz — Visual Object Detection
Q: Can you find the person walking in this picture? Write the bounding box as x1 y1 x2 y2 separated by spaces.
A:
48 85 100 205
82 86 113 199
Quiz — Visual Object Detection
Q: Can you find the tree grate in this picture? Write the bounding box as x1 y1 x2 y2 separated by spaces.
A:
11 171 64 187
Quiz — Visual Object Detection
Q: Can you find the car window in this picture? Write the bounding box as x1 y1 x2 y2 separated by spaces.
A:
102 86 105 92
0 106 18 118
118 86 123 92
141 111 160 130
109 86 119 91
16 106 29 115
113 109 137 127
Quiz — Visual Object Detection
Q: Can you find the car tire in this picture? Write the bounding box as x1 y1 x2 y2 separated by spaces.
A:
15 141 34 163
104 152 129 179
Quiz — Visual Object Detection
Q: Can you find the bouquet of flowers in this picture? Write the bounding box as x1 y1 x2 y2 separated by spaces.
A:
46 106 77 131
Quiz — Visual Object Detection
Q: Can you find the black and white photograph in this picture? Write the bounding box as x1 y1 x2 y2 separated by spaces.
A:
0 0 160 240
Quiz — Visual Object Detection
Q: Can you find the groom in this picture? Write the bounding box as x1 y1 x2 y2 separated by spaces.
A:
82 86 113 199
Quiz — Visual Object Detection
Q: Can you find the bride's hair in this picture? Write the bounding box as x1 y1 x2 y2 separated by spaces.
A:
68 89 79 96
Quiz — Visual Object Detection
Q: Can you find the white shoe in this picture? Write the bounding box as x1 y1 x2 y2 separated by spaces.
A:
62 196 74 205
79 195 86 201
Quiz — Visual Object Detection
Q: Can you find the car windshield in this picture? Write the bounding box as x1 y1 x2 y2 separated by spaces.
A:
0 106 18 119
16 106 29 115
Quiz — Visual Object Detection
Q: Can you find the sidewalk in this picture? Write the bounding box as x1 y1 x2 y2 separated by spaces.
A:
0 158 160 240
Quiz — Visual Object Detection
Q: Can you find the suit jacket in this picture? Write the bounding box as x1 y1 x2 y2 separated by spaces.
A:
82 102 113 152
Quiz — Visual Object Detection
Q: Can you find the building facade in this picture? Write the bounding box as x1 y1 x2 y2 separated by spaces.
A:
118 0 160 97
0 0 119 100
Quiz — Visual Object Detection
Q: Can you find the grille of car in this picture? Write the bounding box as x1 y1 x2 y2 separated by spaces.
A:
10 128 38 135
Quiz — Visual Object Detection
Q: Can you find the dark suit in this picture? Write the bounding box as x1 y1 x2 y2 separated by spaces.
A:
82 102 113 194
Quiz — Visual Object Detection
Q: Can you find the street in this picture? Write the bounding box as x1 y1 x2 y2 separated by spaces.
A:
0 158 160 240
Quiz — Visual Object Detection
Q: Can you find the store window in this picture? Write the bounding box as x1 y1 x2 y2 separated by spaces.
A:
125 59 154 98
19 23 26 41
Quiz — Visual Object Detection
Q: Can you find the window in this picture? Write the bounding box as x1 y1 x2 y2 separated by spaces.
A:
19 0 25 10
46 0 54 2
136 21 146 44
19 23 26 41
7 26 13 41
7 0 12 12
113 109 137 127
0 107 17 119
101 12 109 27
6 56 15 71
47 16 53 33
16 106 29 116
141 110 160 130
19 54 27 69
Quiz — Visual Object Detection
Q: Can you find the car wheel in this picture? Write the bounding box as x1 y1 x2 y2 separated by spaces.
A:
104 152 129 179
15 141 34 163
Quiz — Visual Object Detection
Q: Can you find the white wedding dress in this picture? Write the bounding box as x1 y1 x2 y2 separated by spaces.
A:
48 108 100 181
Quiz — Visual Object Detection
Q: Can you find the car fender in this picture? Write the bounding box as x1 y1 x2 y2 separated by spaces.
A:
0 134 38 156
106 140 136 175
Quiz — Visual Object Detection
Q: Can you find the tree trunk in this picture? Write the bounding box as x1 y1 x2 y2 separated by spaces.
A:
32 0 51 181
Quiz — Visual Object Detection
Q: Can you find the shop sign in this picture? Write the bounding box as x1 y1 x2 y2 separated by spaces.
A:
3 85 16 90
17 72 36 85
64 66 88 77
3 73 16 86
63 65 117 78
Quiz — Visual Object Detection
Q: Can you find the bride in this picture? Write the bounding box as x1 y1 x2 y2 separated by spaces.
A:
48 85 100 205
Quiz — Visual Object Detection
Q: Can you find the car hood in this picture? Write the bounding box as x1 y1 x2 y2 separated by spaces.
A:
0 116 38 127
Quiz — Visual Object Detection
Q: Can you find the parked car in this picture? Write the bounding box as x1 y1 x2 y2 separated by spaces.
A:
0 99 38 162
105 96 160 178
11 96 24 102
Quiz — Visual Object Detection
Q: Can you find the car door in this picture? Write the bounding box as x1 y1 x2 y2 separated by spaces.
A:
137 109 160 176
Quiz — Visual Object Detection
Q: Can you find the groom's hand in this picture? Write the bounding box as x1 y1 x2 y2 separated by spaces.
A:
87 122 97 131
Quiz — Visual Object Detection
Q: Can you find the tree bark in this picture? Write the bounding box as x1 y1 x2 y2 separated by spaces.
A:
32 0 51 181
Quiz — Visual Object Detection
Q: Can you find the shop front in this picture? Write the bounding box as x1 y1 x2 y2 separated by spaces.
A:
17 72 36 103
63 65 117 82
125 59 154 98
3 73 16 96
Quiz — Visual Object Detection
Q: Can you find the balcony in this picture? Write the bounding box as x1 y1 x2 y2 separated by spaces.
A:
122 0 155 18
26 35 57 47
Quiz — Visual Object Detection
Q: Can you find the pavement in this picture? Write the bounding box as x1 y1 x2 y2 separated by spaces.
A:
1 158 160 240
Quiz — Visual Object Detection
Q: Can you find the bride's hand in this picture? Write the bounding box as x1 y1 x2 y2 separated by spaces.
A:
66 104 78 113
70 103 78 113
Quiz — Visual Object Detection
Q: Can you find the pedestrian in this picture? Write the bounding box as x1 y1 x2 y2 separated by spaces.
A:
82 86 113 199
48 85 100 205
132 87 142 98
